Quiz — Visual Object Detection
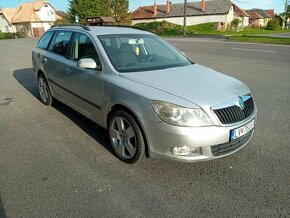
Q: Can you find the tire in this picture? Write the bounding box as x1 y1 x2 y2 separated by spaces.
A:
108 110 145 164
38 74 53 106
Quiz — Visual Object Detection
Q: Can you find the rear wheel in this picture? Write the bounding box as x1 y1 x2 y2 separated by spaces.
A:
38 74 53 106
108 110 145 164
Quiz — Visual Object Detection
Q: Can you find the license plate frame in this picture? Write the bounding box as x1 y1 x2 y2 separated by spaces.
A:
230 119 255 141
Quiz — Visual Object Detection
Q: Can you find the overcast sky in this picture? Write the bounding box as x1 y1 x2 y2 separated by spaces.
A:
0 0 286 13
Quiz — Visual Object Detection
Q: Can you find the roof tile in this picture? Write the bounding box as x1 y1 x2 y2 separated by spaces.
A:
0 8 18 24
133 0 233 20
233 4 249 17
245 10 264 20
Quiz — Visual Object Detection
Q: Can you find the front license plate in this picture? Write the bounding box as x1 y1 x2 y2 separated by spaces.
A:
230 119 255 141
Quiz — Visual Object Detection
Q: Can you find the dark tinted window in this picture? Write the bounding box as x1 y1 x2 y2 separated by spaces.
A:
50 31 72 57
37 31 54 50
71 33 100 64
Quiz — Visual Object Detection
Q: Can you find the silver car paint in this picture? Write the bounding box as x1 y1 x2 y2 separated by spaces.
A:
32 26 257 162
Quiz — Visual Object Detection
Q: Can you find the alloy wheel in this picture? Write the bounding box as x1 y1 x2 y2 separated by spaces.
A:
38 77 49 103
109 116 137 159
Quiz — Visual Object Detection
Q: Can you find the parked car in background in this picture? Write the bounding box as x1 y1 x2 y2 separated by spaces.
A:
32 25 257 164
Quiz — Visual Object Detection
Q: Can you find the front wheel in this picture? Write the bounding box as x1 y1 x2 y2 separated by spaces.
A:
38 74 53 106
108 110 145 164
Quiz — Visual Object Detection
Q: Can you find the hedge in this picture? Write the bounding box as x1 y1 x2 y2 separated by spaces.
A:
0 32 27 40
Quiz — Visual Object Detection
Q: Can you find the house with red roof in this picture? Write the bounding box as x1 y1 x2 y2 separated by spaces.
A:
246 9 274 28
233 4 250 28
132 0 250 28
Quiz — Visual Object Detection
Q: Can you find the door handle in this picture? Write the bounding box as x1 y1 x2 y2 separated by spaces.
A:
65 68 72 75
42 58 47 64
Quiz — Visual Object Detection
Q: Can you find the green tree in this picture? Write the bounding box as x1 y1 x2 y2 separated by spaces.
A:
68 0 112 23
275 14 283 26
111 0 131 25
266 18 281 30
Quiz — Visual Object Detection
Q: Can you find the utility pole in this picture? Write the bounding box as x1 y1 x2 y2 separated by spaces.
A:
282 0 288 31
183 0 187 36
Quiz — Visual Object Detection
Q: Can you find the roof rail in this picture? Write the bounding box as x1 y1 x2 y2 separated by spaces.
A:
94 25 146 31
50 24 90 31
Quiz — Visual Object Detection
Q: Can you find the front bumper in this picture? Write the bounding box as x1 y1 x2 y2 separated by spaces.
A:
141 111 256 162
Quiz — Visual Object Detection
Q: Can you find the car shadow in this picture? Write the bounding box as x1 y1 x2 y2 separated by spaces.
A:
0 195 6 218
13 68 114 155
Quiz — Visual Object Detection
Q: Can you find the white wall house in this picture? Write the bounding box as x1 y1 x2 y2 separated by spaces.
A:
132 0 248 28
0 0 61 37
0 14 12 32
233 4 249 28
0 9 17 33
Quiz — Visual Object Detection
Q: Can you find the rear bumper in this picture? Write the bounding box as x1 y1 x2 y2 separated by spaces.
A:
141 111 256 162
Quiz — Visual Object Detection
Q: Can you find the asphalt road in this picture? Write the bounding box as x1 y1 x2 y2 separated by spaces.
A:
0 37 290 217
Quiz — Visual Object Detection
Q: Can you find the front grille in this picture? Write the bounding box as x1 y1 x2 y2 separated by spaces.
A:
213 97 254 124
211 130 253 157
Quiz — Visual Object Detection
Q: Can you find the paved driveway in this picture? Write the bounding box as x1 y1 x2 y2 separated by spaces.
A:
0 37 290 217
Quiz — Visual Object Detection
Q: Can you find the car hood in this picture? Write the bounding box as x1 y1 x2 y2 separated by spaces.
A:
120 64 250 107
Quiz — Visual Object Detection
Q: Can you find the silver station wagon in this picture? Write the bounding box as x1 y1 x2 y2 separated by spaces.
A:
32 25 257 164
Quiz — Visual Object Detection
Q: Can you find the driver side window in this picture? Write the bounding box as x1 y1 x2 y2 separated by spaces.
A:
71 33 100 64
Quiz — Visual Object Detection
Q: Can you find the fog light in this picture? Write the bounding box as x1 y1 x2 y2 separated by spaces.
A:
168 146 202 156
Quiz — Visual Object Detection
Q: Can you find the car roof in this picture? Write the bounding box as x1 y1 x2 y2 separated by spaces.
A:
90 26 152 35
50 25 153 36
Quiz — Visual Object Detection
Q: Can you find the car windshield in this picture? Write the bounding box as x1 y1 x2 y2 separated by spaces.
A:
98 34 192 73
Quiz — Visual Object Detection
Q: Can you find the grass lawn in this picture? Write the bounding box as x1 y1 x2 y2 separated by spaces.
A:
228 35 290 45
134 21 290 36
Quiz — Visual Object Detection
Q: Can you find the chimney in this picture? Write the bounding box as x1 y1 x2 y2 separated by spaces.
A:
166 0 171 15
154 0 157 16
201 0 205 13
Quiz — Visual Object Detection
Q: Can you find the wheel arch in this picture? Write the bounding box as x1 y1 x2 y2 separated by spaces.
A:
37 69 46 79
37 69 55 100
106 103 150 158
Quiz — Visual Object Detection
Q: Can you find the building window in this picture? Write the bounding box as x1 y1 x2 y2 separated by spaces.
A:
5 26 9 32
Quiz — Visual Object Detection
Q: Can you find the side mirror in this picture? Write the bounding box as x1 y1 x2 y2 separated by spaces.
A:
77 58 101 70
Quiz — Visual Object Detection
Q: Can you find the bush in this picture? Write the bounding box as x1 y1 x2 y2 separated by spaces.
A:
15 31 27 38
230 18 241 29
134 21 182 35
134 21 219 36
266 18 281 30
0 32 27 40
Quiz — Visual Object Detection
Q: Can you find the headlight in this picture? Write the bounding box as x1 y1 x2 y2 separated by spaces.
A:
151 100 213 127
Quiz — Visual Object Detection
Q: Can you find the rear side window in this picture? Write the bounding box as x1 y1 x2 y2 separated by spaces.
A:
37 31 54 50
50 31 72 57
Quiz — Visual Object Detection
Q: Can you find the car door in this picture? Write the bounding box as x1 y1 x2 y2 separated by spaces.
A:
43 30 73 101
63 32 104 124
32 30 54 73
